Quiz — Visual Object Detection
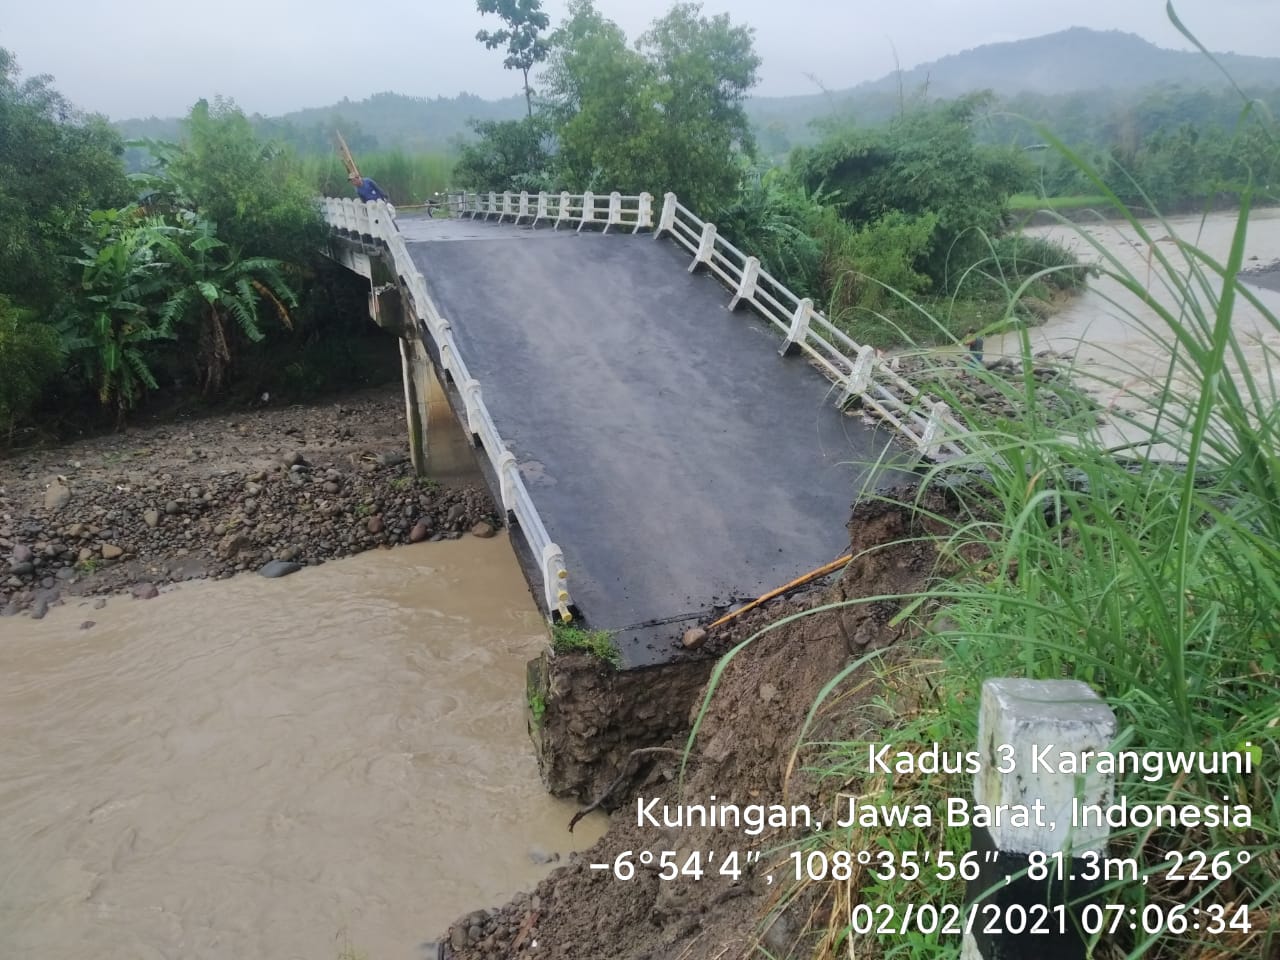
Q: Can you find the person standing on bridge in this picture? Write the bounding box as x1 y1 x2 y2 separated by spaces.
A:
350 173 389 203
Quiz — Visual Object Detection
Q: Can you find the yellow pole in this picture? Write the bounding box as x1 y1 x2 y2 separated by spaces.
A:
707 553 852 631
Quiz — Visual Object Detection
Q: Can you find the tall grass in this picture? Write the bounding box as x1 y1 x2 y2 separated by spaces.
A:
685 63 1279 960
303 149 455 205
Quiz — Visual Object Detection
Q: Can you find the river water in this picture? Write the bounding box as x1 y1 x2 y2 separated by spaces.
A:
0 534 605 960
992 207 1280 452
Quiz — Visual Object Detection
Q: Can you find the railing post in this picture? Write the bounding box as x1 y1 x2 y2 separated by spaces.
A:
780 297 813 356
730 256 761 311
555 191 572 230
689 221 716 273
533 191 549 228
603 191 622 234
541 542 572 623
461 378 484 438
484 191 496 220
577 191 595 233
920 400 950 459
840 344 876 399
963 679 1116 960
496 450 519 516
497 191 512 223
655 192 677 240
635 192 654 233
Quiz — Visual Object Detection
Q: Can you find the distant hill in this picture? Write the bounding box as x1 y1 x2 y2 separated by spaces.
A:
116 28 1280 158
116 91 527 160
857 27 1280 99
747 28 1280 151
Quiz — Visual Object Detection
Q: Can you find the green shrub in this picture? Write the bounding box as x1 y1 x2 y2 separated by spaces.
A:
0 298 63 437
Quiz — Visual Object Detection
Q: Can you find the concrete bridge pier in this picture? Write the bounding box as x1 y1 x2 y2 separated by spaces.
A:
372 283 476 481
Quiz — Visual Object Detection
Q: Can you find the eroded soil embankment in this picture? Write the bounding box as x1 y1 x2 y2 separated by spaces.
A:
0 386 498 617
441 487 958 960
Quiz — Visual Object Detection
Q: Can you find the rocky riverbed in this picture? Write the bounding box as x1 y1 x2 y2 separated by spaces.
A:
0 386 499 619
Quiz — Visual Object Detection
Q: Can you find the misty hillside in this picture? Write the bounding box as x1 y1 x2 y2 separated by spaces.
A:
748 28 1280 148
860 27 1280 99
116 27 1280 158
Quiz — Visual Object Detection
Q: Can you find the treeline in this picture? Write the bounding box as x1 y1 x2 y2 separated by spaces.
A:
0 53 386 442
990 84 1280 210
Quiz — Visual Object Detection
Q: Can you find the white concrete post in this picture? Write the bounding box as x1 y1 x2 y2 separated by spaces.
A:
578 191 596 233
730 256 761 311
603 191 623 234
780 298 814 356
655 192 677 240
842 344 876 399
461 378 484 438
635 192 654 233
920 401 950 459
485 191 496 219
555 191 572 230
496 450 519 515
533 192 549 228
517 191 531 224
499 191 513 223
962 679 1116 960
689 221 717 273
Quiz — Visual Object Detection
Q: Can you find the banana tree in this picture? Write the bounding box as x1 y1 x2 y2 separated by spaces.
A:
60 206 173 424
154 213 298 393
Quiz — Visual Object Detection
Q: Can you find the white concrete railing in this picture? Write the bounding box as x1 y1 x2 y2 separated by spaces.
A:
321 197 574 621
452 190 655 234
653 194 968 460
439 190 967 460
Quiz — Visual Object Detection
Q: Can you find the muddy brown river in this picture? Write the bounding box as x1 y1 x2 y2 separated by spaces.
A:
0 534 605 960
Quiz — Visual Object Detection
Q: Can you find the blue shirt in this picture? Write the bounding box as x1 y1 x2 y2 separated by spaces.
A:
356 177 388 202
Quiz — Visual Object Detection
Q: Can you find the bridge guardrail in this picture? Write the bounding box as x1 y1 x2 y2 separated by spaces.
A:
321 197 574 622
439 190 968 460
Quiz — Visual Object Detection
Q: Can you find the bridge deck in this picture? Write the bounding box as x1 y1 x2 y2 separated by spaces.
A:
401 216 911 667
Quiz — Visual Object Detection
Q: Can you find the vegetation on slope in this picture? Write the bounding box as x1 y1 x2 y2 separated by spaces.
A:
0 61 391 442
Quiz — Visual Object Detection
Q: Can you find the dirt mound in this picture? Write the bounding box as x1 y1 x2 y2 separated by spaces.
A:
440 487 957 960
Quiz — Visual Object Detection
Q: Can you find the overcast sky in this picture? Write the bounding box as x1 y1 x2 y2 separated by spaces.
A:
2 1 1277 120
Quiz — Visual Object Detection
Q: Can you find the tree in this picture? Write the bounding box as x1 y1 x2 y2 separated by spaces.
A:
637 2 760 208
453 116 554 192
139 98 326 266
0 48 130 312
59 207 174 422
476 0 551 118
154 213 299 395
543 1 664 193
0 296 62 438
794 95 1032 287
540 0 760 210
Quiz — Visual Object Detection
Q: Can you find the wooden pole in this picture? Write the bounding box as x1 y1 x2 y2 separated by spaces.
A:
335 130 360 180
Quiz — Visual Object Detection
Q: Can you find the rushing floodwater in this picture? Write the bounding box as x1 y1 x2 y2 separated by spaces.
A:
992 207 1280 452
0 535 605 960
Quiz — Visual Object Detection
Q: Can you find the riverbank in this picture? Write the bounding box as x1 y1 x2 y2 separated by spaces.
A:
437 489 950 959
1 386 497 618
